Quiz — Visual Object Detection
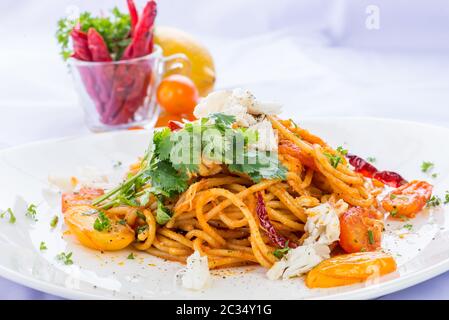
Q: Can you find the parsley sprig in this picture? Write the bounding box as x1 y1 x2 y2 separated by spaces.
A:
56 252 74 265
0 208 16 224
26 204 38 221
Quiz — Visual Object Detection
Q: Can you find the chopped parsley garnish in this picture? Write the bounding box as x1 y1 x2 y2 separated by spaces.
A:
136 211 147 221
93 211 111 231
273 241 291 259
367 230 375 245
0 208 16 224
156 201 172 225
39 242 47 251
127 253 135 260
336 146 348 156
26 204 38 221
403 224 413 231
367 157 376 163
444 191 449 205
136 225 149 234
390 208 398 217
324 152 342 169
421 161 434 173
56 252 73 265
427 195 442 208
50 216 59 228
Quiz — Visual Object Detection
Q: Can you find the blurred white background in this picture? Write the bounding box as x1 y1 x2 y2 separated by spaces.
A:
0 0 448 299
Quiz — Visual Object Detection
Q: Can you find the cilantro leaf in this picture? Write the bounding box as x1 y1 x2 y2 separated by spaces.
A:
156 201 172 225
147 160 189 197
228 150 287 182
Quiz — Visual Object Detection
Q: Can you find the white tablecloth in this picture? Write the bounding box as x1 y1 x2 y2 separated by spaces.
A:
1 0 449 299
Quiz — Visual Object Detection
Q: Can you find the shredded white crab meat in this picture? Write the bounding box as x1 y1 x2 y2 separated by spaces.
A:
267 243 330 280
267 200 348 280
303 200 348 246
193 89 281 152
179 251 211 291
247 119 278 152
193 88 282 127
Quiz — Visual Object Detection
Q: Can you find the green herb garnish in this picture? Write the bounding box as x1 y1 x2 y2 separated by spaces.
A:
403 224 413 231
390 208 398 217
156 201 172 225
324 153 342 169
56 252 73 265
127 253 135 260
421 161 434 173
336 146 348 156
427 195 442 208
39 242 47 251
367 230 375 245
444 191 449 205
26 204 38 221
273 241 291 259
367 157 376 163
0 208 16 224
50 215 59 228
93 211 111 231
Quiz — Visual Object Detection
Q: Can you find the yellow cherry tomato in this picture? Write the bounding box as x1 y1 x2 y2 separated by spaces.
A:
156 74 199 115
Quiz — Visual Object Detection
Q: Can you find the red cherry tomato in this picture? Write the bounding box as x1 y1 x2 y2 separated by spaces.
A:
339 207 383 253
382 180 433 219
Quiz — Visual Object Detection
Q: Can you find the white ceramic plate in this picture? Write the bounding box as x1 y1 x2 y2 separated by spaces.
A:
1 117 448 300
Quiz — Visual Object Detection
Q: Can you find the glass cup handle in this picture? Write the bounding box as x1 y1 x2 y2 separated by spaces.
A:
161 53 191 78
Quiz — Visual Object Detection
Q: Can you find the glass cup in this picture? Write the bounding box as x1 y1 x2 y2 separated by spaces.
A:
69 45 189 132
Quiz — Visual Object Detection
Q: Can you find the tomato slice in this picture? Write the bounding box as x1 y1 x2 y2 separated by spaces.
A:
306 251 397 288
382 180 433 219
61 187 104 213
339 207 383 253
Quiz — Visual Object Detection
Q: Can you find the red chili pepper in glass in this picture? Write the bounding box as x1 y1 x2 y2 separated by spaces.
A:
70 25 92 61
122 0 157 59
127 0 139 36
256 192 297 249
346 154 407 188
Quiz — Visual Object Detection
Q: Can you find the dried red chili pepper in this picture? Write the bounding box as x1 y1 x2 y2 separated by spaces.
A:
70 25 92 61
127 0 139 36
168 120 183 131
87 28 113 62
346 154 407 188
256 192 297 249
346 154 377 178
122 0 157 59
